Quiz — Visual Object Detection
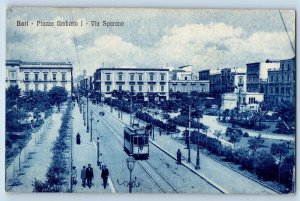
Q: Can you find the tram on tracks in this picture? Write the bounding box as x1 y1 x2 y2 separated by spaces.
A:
123 124 150 159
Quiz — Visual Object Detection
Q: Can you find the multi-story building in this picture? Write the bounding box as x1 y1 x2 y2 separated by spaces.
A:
221 92 264 111
94 66 169 101
198 69 210 81
6 60 73 94
266 57 296 104
208 68 222 95
169 65 209 93
246 60 280 93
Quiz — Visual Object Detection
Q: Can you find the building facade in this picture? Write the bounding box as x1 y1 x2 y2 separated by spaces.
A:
169 80 209 93
94 67 169 101
169 65 209 93
246 60 280 93
265 57 296 104
221 92 264 111
199 67 246 95
6 60 73 94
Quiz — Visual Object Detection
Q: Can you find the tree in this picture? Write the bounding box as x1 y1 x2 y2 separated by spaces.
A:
248 134 265 152
254 151 277 181
213 130 222 141
270 143 288 164
280 154 295 191
48 87 68 111
6 85 21 109
226 127 242 147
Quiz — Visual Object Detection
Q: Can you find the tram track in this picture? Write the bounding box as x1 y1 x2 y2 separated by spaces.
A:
90 105 180 193
91 104 284 194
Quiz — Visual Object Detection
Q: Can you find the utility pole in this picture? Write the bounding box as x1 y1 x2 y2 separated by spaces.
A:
90 110 93 142
188 105 191 163
86 91 89 133
130 93 133 125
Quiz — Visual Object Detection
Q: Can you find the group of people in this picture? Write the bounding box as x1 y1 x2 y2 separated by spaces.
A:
78 163 109 189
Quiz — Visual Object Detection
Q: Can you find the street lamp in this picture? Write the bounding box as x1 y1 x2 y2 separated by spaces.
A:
187 105 191 163
86 91 89 133
82 102 86 126
117 156 140 193
97 137 100 166
195 123 201 170
90 110 93 142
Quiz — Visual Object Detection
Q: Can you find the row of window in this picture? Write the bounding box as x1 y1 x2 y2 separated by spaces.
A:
269 74 291 83
105 73 165 82
25 83 66 91
269 87 291 95
24 72 67 82
106 85 165 92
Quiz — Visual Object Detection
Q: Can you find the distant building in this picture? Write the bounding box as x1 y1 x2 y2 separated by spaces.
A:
169 80 209 93
169 65 209 93
6 60 73 94
209 68 222 95
199 67 246 95
199 69 210 80
94 66 169 101
246 60 280 93
221 92 264 111
265 57 296 104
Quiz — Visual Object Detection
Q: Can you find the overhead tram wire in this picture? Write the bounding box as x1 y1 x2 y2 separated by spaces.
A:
278 10 295 55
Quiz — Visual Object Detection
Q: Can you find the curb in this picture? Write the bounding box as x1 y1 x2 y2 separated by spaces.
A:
99 104 228 194
96 104 280 194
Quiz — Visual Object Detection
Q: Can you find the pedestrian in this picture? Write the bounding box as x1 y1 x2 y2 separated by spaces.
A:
99 153 104 169
101 164 109 189
72 166 77 185
81 165 86 187
177 149 182 165
76 133 81 145
86 164 94 188
159 128 162 136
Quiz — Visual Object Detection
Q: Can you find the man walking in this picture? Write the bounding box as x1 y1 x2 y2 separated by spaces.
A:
86 164 94 188
177 149 182 165
101 164 109 189
80 166 86 187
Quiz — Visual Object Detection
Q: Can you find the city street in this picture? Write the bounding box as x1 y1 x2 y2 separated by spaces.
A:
83 100 278 194
77 100 222 193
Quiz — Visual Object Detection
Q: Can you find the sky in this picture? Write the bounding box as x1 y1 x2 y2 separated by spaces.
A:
6 7 295 77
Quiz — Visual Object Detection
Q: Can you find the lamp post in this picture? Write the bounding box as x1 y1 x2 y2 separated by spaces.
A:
90 110 93 142
187 105 191 163
195 119 200 170
86 91 89 133
130 91 134 125
97 137 100 166
117 156 140 193
83 102 86 126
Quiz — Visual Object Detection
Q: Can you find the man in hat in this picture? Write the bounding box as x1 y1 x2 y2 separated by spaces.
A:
86 164 94 188
101 164 109 189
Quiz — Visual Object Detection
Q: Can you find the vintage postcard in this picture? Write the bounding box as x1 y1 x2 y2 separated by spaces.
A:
5 7 295 194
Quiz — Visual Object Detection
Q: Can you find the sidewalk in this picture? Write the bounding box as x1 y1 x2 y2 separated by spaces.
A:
72 101 114 193
99 104 277 194
7 112 62 192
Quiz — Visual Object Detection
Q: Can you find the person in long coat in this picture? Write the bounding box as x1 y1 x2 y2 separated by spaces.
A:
177 149 182 165
76 133 81 145
86 164 94 188
80 166 86 187
101 164 109 189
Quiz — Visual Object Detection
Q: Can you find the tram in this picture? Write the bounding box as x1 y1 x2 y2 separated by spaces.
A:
123 124 150 159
